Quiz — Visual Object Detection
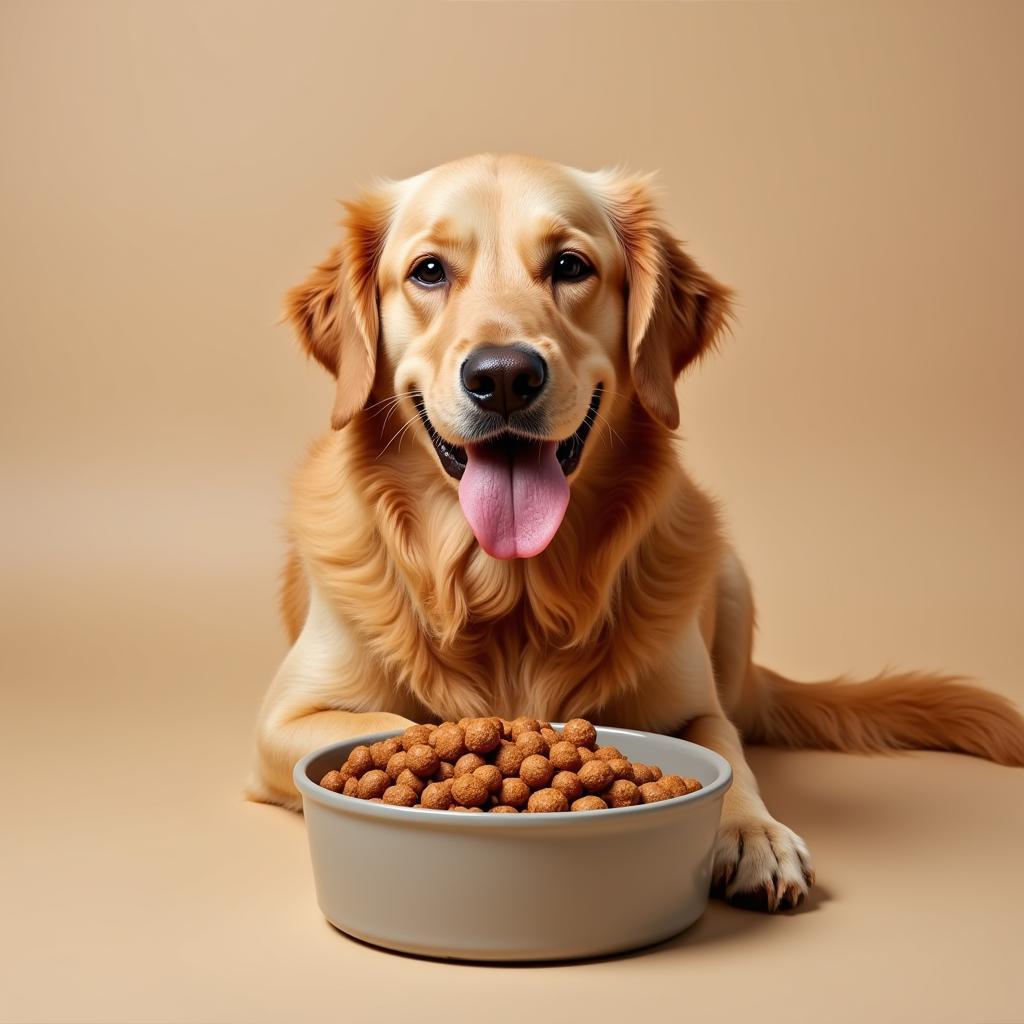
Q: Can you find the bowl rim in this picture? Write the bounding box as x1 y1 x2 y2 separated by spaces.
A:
294 724 732 827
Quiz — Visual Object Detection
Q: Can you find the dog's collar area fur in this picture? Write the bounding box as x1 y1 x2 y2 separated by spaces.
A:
413 385 603 481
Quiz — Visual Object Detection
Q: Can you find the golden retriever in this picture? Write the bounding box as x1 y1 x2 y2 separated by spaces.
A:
247 153 1024 910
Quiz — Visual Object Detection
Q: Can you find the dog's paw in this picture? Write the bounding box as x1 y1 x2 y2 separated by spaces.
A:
242 775 303 813
711 814 815 912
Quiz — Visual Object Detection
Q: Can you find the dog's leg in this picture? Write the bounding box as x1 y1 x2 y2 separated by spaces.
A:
246 709 415 811
682 712 815 911
245 585 415 810
685 549 814 910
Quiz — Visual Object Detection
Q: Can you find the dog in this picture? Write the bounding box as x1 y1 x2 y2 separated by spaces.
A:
247 153 1024 910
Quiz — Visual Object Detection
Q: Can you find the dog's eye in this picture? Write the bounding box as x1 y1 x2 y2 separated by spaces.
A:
552 251 594 283
409 257 446 287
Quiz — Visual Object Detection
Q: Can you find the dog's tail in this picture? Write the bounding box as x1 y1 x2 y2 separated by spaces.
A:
742 665 1024 767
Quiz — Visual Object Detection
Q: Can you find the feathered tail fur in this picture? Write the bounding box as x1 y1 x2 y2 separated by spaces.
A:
744 665 1024 767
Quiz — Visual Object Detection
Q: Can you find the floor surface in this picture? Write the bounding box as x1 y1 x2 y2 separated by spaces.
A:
3 568 1022 1024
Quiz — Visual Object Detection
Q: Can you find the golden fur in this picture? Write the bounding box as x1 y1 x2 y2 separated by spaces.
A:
248 154 1024 911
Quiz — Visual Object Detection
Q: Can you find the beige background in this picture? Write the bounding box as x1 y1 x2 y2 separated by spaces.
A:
2 1 1023 1021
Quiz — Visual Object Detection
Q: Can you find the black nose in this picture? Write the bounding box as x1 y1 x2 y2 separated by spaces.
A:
460 345 548 417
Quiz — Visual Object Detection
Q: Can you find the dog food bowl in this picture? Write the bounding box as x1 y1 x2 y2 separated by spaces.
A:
294 725 732 961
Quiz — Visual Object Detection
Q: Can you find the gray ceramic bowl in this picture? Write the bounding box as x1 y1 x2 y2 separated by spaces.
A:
294 725 732 961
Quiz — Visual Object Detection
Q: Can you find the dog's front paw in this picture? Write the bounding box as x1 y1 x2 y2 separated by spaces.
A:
711 815 815 911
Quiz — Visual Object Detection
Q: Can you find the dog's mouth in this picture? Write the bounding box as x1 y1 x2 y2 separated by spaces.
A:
412 385 603 483
412 385 603 560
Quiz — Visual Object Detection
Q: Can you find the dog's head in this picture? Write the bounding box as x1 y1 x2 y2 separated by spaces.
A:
286 154 732 560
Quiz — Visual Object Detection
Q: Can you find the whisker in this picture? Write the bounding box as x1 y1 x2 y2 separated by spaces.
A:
395 416 421 455
377 412 421 459
381 400 408 432
363 390 417 415
589 407 625 448
366 394 416 425
587 386 625 405
367 398 405 421
383 392 423 432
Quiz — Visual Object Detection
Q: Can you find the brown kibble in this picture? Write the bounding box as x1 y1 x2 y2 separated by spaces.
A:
375 737 403 768
319 770 346 792
464 718 501 755
606 779 641 807
382 784 418 807
550 770 584 802
396 768 426 795
548 741 583 772
510 717 542 739
454 753 486 777
348 745 373 777
578 758 615 793
562 718 597 749
340 717 682 815
405 743 440 778
370 738 400 769
356 769 390 800
571 795 608 812
451 773 489 808
498 777 530 808
527 788 569 813
385 751 408 781
494 741 525 777
662 775 702 797
401 724 434 751
420 782 453 809
639 781 671 803
515 731 548 757
473 763 503 793
520 754 554 789
660 775 687 797
432 723 466 762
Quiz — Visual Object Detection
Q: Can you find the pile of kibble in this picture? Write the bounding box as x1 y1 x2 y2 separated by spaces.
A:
318 717 702 813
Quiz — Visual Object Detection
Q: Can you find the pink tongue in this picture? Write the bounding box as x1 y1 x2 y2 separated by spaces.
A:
458 441 569 559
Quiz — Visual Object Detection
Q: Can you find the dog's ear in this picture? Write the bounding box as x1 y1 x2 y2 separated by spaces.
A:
596 172 734 430
284 187 394 430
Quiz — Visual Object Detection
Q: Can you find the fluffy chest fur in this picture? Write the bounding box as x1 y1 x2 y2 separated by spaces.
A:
288 412 724 729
